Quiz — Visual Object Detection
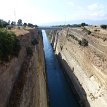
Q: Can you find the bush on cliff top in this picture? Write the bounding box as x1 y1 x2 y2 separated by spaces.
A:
79 38 88 46
100 25 107 29
0 29 21 62
31 38 38 45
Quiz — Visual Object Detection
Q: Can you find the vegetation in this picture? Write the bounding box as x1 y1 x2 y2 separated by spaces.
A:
67 24 81 27
87 30 91 35
68 34 88 47
100 25 107 29
27 23 37 28
31 38 38 45
0 18 39 62
53 24 81 28
81 23 88 27
38 30 42 35
79 38 88 46
12 39 21 57
0 29 21 62
23 23 27 27
52 23 88 28
7 25 13 30
28 23 34 28
69 34 80 42
0 19 9 28
26 47 33 56
83 27 91 35
11 21 16 26
17 19 22 26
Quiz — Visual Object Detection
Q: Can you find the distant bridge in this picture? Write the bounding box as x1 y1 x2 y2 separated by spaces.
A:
38 26 63 30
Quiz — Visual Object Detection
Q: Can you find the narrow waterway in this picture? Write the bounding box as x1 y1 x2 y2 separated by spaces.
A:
42 30 79 107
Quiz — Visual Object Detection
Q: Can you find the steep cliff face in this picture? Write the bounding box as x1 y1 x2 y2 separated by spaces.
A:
50 27 107 107
0 29 48 107
16 32 48 107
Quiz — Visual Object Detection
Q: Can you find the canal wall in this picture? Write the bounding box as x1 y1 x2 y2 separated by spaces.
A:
0 29 48 107
50 28 107 107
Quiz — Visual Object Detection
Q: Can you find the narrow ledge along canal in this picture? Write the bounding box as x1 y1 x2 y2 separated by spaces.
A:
42 30 80 107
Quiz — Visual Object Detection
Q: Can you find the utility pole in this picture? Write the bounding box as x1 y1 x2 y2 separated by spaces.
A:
14 8 16 25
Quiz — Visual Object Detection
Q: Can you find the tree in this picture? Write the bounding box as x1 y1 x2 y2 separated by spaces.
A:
28 23 34 27
34 24 38 28
8 20 11 25
81 23 88 27
23 23 27 27
100 25 107 29
11 21 16 26
17 19 22 26
0 19 9 28
67 24 71 27
0 19 4 28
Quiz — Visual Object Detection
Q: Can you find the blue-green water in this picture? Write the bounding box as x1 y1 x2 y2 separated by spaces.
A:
42 30 79 107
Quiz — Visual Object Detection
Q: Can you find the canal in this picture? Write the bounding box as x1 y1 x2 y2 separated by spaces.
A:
42 30 79 107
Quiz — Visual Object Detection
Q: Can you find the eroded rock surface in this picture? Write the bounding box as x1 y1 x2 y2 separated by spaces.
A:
50 27 107 107
0 28 48 107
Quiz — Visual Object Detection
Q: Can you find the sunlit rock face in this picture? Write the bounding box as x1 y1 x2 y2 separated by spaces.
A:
50 27 107 107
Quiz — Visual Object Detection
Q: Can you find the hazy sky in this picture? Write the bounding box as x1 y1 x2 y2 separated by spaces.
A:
0 0 107 25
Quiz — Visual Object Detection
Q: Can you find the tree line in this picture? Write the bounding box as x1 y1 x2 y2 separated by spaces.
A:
0 19 38 28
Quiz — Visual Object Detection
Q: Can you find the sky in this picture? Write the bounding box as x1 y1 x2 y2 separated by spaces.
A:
0 0 107 25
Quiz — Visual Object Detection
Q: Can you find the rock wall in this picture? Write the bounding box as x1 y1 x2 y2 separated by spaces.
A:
16 33 48 107
0 29 48 107
50 28 107 107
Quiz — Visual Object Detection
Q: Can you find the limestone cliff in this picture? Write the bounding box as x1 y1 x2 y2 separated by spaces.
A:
50 27 107 107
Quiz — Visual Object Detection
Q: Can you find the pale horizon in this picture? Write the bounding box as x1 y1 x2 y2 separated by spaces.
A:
0 0 107 25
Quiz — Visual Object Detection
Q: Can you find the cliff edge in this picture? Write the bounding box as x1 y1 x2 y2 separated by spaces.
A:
0 28 48 107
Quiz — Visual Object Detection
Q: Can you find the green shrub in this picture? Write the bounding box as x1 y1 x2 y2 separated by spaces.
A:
12 39 21 57
79 38 88 46
31 38 38 45
38 30 42 35
87 30 91 35
69 34 80 41
18 26 20 29
94 29 97 32
26 47 33 56
0 29 21 62
83 27 91 35
100 25 107 29
103 38 107 41
7 25 13 30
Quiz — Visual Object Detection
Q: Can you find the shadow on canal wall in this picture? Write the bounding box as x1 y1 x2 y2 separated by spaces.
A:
56 52 90 107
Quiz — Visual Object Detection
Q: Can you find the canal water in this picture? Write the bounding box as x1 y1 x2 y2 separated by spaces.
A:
42 30 79 107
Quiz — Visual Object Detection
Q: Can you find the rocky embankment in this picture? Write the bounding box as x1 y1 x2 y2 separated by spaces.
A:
50 27 107 107
0 28 48 107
